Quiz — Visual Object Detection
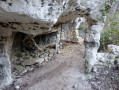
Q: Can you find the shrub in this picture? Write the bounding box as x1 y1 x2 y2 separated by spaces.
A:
100 12 119 51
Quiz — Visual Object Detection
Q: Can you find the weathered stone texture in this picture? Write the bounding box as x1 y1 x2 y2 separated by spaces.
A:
0 36 12 88
0 0 106 88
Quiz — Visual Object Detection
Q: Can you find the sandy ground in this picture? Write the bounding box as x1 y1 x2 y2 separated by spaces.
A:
9 43 93 90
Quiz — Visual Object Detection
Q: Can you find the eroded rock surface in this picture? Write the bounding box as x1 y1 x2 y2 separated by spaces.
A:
0 36 12 88
0 0 105 35
108 44 119 56
0 0 107 88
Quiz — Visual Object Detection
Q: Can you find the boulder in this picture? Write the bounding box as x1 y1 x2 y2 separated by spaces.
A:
97 53 116 64
35 58 45 64
108 44 119 56
14 65 24 72
21 59 37 66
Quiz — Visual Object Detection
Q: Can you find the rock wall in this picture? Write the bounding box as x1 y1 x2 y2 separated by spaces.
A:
0 0 106 88
85 21 104 72
0 36 12 88
93 44 119 72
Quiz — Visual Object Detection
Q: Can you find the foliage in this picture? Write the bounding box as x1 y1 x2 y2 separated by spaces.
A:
100 12 119 51
99 0 116 21
99 0 119 51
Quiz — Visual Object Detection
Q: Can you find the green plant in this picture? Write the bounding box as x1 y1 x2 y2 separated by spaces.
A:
100 12 119 51
99 0 119 51
99 0 116 21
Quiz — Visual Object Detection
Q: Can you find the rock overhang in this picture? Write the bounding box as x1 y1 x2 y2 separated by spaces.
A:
0 0 108 88
0 0 106 36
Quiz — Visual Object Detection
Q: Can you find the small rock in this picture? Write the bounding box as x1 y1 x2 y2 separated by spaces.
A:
49 49 55 54
25 67 33 71
117 59 119 64
15 85 20 90
108 44 119 56
97 53 115 64
19 58 24 61
21 69 28 74
35 58 45 64
93 66 99 73
21 59 37 66
72 84 77 88
36 53 40 57
29 67 33 71
26 55 30 59
13 60 21 65
57 51 61 54
44 57 49 62
21 52 26 58
40 55 45 58
14 65 24 72
13 56 19 60
49 53 53 57
44 53 48 57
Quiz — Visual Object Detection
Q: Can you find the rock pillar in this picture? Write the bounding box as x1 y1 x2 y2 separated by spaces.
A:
0 36 12 88
84 19 104 72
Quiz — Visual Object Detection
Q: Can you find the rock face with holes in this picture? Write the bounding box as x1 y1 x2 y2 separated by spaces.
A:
0 0 106 88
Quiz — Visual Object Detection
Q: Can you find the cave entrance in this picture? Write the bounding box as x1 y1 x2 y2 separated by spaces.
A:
12 32 57 52
34 32 57 49
11 31 57 76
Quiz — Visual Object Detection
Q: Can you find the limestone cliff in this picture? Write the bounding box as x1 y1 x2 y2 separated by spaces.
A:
0 0 106 88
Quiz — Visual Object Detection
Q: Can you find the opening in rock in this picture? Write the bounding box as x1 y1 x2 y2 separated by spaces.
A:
34 32 57 49
12 32 26 52
11 31 57 76
12 32 57 52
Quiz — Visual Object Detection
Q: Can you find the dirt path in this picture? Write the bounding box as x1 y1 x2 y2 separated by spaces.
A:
14 43 92 90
